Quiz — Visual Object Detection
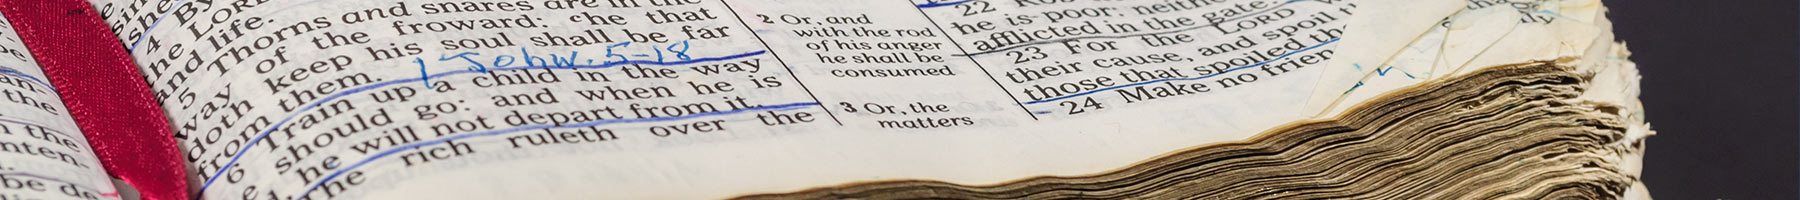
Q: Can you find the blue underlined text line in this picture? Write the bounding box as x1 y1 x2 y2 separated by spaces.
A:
128 0 190 52
293 102 820 199
198 50 769 193
1022 38 1338 105
0 66 53 91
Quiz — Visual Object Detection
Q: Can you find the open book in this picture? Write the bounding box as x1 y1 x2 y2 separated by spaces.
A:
0 0 1652 199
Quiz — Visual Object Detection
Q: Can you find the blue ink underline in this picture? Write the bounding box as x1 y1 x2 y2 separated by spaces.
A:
0 66 54 91
294 101 819 199
128 0 190 52
952 0 1318 57
916 0 973 8
199 50 769 192
1022 38 1338 105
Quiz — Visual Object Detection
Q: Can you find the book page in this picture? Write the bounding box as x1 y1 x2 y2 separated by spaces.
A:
0 16 121 200
86 0 1643 199
1305 0 1604 117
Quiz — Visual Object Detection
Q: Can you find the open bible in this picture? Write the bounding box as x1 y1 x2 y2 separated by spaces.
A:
0 0 1651 199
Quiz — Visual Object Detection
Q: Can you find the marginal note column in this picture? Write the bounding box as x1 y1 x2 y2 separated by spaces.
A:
719 0 1040 129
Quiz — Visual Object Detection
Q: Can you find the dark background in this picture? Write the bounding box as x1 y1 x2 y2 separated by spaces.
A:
1608 1 1800 199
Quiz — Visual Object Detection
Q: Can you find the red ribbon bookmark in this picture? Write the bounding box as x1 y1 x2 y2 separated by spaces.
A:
1 0 191 200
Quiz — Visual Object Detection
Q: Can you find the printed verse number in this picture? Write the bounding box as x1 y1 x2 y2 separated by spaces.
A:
957 1 996 16
1059 97 1105 115
1006 47 1048 64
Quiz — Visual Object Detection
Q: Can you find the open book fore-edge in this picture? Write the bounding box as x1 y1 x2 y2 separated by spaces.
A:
738 61 1640 199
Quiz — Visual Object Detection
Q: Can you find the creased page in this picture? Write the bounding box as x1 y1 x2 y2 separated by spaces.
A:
0 16 121 200
1297 0 1460 116
1314 0 1602 117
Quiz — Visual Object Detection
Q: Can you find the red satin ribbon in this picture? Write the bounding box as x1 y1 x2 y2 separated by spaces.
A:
0 1 190 200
